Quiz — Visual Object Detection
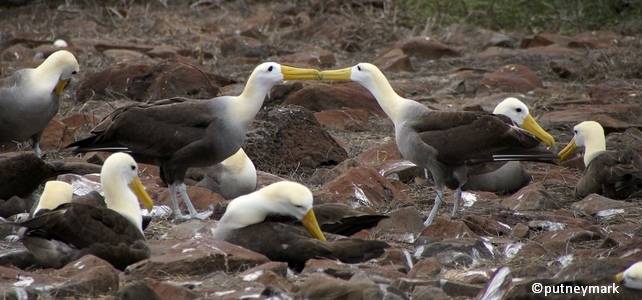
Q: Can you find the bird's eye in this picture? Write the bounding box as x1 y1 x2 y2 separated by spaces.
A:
267 66 274 72
357 65 362 71
294 204 304 209
515 108 522 113
72 71 77 75
574 130 577 134
130 165 136 171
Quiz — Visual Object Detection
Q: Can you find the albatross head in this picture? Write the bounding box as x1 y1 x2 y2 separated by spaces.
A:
246 62 320 88
616 261 642 290
33 181 73 216
494 97 555 147
558 121 606 166
216 181 326 241
101 153 154 231
34 50 79 97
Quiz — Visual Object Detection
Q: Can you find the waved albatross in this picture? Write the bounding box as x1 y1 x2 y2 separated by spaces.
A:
0 50 79 158
190 148 257 199
559 121 642 199
464 97 555 193
9 152 154 270
68 63 319 220
213 181 389 270
321 63 557 225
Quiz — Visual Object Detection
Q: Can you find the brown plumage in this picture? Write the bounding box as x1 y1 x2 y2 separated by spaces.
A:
16 203 149 270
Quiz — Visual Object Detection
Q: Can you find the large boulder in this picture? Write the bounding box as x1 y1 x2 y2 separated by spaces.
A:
244 105 348 174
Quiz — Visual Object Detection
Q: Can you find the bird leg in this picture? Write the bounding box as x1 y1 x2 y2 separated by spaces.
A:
31 135 42 158
177 183 212 220
424 189 444 226
168 183 186 219
451 187 462 218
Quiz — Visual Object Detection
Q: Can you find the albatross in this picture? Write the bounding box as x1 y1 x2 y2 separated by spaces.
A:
190 148 257 199
320 63 557 225
10 152 154 270
0 50 79 158
463 97 555 193
559 121 642 199
68 63 319 220
213 181 389 270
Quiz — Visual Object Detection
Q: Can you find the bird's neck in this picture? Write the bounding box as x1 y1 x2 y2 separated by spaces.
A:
360 77 409 125
583 137 606 167
235 77 270 125
221 149 254 175
30 60 63 96
102 176 143 233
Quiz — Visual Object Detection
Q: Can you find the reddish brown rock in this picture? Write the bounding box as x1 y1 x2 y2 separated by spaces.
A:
244 105 348 173
481 64 543 93
500 183 560 211
571 193 633 216
75 61 233 102
511 223 530 239
117 279 198 300
520 32 573 48
301 259 355 278
0 44 35 62
523 44 581 57
315 166 408 206
374 206 424 242
282 82 385 116
408 258 442 278
240 261 289 278
157 185 225 211
396 36 460 60
40 118 66 150
103 49 150 62
416 238 493 267
373 48 413 72
54 255 120 297
463 215 510 236
313 108 370 131
589 80 638 102
540 104 642 132
570 31 621 49
356 141 402 168
420 217 478 240
534 228 602 245
280 48 335 67
127 239 269 277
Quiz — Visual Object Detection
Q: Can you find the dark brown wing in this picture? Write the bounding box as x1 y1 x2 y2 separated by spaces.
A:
225 222 388 271
67 97 229 159
578 149 642 199
413 111 551 164
19 203 144 249
313 203 388 236
0 152 53 199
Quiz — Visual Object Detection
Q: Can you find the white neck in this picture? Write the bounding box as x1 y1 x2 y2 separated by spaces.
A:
233 75 270 125
213 194 270 239
102 175 143 233
359 76 410 125
28 59 64 96
583 136 606 167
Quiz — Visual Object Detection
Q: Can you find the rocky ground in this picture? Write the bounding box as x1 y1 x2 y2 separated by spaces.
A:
1 0 642 299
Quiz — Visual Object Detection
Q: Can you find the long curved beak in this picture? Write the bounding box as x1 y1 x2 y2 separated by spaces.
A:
522 114 555 147
129 176 154 209
54 79 70 97
558 137 577 161
320 67 352 80
281 66 320 80
301 209 326 241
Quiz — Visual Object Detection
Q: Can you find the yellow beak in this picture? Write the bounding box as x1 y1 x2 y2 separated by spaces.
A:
320 67 352 81
280 66 321 80
558 137 577 161
522 114 555 147
301 209 326 241
54 79 70 97
129 176 154 210
615 272 624 283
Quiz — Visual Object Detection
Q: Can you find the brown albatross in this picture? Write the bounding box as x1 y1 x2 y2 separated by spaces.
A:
0 50 79 158
559 121 642 199
7 153 154 270
213 181 389 271
67 63 319 220
321 63 557 226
